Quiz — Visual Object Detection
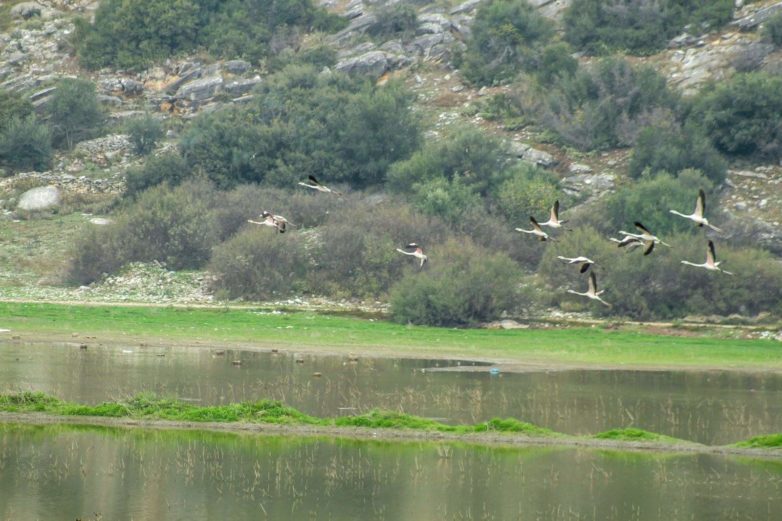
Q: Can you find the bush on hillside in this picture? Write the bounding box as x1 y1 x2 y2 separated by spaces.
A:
0 89 34 129
73 0 345 69
126 114 164 156
48 78 104 149
537 57 677 150
688 72 782 158
0 116 52 173
461 0 555 85
390 239 523 326
536 42 579 85
629 123 727 183
539 229 782 319
411 176 483 225
182 65 420 189
367 4 418 39
67 180 218 284
209 228 310 300
494 164 560 227
124 152 189 197
386 126 510 195
564 0 734 55
763 12 782 47
593 169 717 237
310 202 452 298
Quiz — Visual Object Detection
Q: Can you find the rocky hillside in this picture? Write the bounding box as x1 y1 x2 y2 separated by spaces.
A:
1 0 781 310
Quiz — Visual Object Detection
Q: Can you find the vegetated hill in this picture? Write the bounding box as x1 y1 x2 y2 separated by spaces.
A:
0 0 781 326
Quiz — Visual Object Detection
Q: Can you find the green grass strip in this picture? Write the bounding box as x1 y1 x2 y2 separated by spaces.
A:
734 434 782 449
593 428 682 444
1 302 781 369
0 392 569 438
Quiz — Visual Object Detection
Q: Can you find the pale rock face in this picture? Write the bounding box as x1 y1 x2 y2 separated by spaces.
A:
17 185 62 211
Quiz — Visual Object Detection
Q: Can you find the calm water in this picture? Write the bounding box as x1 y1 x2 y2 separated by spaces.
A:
1 424 781 521
2 342 782 444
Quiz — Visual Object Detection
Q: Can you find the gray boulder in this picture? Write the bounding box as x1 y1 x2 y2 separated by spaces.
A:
11 2 42 19
223 60 251 74
176 76 223 102
507 141 557 168
223 77 261 97
17 185 61 212
732 1 782 30
336 50 389 78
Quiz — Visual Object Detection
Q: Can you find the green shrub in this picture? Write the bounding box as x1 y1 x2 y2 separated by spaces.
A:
688 72 782 158
538 57 677 150
564 0 734 55
73 0 345 70
209 227 310 300
387 126 510 195
126 114 164 156
494 164 559 226
67 180 218 284
629 123 727 183
48 78 104 149
595 169 716 236
763 12 782 46
539 228 782 319
0 89 34 129
461 0 555 85
0 116 52 172
73 0 201 69
125 152 189 197
390 238 523 326
536 42 578 85
367 4 417 39
310 202 451 298
182 65 420 189
411 176 482 225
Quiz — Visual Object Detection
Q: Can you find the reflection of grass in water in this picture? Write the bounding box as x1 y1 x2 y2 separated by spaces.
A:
734 434 782 448
594 428 683 444
2 302 781 368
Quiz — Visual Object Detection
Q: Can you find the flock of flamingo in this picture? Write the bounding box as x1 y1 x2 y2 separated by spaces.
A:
249 177 728 310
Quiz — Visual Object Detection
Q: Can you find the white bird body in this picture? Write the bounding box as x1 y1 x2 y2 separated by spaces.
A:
396 243 428 268
557 255 594 273
248 211 291 233
538 200 567 228
610 235 655 255
681 241 734 275
298 175 342 195
670 189 722 232
619 222 670 248
516 216 553 241
567 271 611 307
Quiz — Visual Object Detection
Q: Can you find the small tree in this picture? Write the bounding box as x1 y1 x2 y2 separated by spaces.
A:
126 114 164 156
48 79 104 149
125 152 189 197
0 116 52 173
763 12 782 47
688 72 782 158
461 0 555 85
390 238 523 326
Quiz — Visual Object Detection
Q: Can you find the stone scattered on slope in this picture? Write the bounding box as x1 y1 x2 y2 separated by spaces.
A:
17 185 61 211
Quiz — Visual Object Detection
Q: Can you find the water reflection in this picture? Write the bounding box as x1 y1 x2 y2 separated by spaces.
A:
0 424 780 521
2 342 782 444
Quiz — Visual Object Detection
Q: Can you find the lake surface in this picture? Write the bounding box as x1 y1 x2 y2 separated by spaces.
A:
2 342 782 444
1 424 781 521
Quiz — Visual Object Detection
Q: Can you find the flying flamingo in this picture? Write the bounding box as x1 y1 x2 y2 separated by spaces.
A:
669 189 722 232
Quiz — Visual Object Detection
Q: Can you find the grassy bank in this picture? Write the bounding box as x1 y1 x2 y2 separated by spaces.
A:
1 302 781 369
0 391 558 437
3 392 782 455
